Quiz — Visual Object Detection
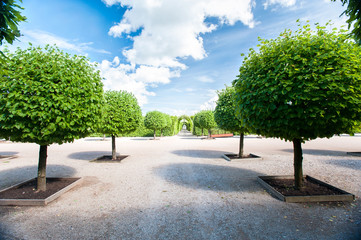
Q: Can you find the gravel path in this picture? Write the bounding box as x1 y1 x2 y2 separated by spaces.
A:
0 132 360 240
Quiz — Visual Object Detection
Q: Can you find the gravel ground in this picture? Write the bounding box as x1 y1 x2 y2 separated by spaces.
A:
0 132 360 240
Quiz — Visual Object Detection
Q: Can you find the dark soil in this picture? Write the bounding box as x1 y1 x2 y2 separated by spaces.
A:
347 152 361 156
225 153 260 159
263 178 345 196
92 155 128 162
0 178 79 199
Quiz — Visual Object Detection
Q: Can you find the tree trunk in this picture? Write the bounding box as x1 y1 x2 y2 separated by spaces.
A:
201 128 204 136
293 138 304 189
112 135 116 160
154 130 156 139
208 129 211 138
37 145 48 191
239 133 244 158
161 129 163 137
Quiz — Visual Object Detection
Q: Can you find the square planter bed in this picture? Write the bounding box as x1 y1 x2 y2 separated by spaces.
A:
222 153 261 161
0 177 82 206
346 152 361 157
257 175 355 203
91 155 128 163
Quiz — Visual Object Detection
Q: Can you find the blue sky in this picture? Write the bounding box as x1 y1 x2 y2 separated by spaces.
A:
5 0 349 116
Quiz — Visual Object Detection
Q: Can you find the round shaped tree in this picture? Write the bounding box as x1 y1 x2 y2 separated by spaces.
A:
234 23 361 189
198 110 217 138
99 90 142 160
0 45 104 191
214 86 248 157
144 111 166 139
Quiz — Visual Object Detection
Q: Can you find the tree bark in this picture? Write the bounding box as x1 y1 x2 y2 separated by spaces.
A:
239 133 244 158
161 129 163 137
154 130 156 139
201 128 204 136
293 138 304 189
112 135 116 160
208 129 212 138
37 145 48 191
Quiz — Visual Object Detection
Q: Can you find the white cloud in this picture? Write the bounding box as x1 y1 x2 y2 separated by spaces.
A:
198 76 215 83
263 0 296 9
107 0 256 68
98 56 178 106
21 30 111 55
200 89 218 111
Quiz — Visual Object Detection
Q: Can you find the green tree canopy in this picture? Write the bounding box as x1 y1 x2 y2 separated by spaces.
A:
214 86 247 157
160 113 172 137
144 111 166 139
0 0 26 55
0 45 104 190
233 22 361 189
197 110 217 137
99 90 142 160
332 0 361 44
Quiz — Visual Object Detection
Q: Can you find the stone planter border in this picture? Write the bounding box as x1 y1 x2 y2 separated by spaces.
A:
0 177 82 206
222 153 262 161
91 155 128 163
257 175 355 203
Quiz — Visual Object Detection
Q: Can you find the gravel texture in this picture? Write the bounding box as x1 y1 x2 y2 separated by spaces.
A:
0 131 360 240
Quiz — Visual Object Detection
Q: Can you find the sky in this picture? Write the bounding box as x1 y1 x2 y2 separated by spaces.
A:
4 0 349 116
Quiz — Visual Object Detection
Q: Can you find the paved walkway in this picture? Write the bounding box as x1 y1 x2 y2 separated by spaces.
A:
0 134 360 239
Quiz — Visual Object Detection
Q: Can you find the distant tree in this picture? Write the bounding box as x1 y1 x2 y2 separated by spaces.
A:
233 22 361 189
160 113 171 137
214 86 248 157
99 90 142 160
198 110 217 138
144 111 166 139
332 0 361 44
193 112 203 136
0 0 26 55
0 45 104 191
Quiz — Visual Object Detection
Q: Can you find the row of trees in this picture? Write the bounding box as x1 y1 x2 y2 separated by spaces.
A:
0 44 182 191
212 22 361 190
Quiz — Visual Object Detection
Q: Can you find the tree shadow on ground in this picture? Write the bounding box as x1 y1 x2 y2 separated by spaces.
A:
83 138 110 141
324 159 361 170
68 151 111 160
0 152 18 156
281 148 347 157
154 163 262 193
1 199 360 240
0 165 77 189
171 150 230 159
130 138 152 141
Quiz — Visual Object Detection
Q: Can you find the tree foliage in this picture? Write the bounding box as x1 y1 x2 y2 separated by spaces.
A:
0 45 104 145
99 90 142 136
0 45 104 190
144 111 166 138
99 90 142 159
233 22 361 188
0 0 26 54
214 86 245 133
197 110 217 137
215 86 248 157
332 0 361 44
